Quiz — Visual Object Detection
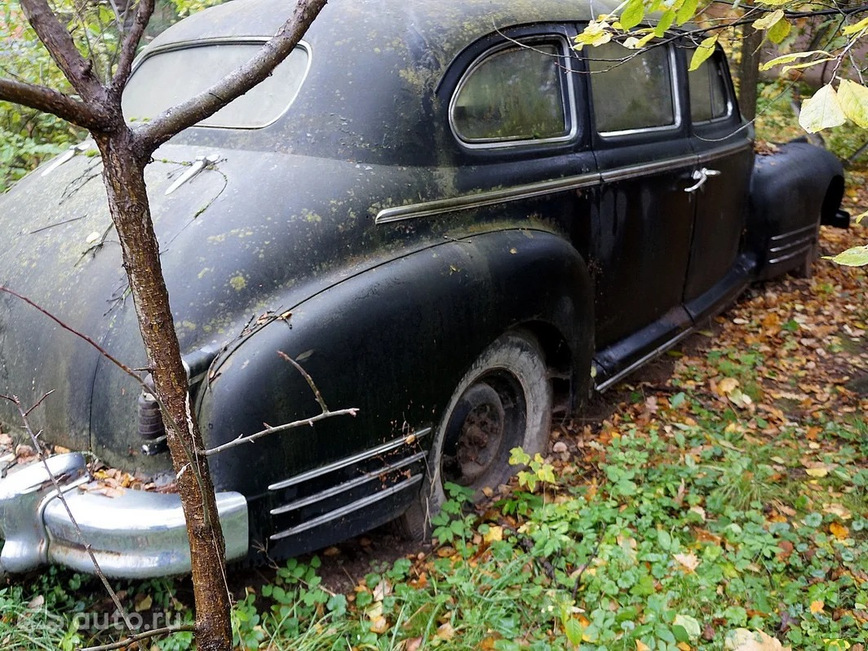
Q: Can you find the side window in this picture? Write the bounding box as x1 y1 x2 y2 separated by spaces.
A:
451 41 571 145
587 42 676 134
688 54 730 122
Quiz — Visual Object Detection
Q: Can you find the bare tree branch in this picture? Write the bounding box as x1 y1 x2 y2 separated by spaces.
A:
112 0 156 93
0 285 139 380
19 0 108 105
0 77 110 131
133 0 327 153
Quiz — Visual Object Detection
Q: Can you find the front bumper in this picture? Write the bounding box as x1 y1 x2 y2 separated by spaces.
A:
0 453 248 578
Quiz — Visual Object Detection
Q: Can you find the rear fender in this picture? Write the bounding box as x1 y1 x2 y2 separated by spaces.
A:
747 140 845 280
196 227 592 556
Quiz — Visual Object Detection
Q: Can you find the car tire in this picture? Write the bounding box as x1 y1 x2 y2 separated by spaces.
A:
398 330 553 540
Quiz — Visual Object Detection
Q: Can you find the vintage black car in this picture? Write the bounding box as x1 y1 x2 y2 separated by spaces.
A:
0 0 847 577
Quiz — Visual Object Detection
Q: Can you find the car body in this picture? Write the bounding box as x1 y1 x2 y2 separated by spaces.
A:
0 0 847 577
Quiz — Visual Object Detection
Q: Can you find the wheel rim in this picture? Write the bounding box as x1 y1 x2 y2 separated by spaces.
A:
441 373 527 490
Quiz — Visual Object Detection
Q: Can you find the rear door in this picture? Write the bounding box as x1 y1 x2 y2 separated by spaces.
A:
682 48 754 317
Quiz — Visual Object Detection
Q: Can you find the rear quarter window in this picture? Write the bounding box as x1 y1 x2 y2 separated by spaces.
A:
123 42 310 129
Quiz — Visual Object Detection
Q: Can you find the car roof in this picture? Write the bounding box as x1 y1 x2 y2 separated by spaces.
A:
147 0 618 59
141 0 621 164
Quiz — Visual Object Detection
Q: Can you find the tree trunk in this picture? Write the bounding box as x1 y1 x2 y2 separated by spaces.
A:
739 23 762 122
94 128 232 651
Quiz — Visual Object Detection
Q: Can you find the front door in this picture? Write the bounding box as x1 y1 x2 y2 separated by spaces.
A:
584 41 696 378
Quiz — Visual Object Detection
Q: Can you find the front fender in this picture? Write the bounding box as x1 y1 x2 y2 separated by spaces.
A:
196 226 592 554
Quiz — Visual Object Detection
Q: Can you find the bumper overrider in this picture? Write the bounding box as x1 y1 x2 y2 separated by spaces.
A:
0 452 248 578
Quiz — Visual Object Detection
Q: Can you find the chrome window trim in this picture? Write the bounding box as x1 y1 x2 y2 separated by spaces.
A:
688 54 735 125
125 37 312 131
449 35 578 150
592 45 682 138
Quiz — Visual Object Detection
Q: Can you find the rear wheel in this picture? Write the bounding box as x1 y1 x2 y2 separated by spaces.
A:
399 331 552 539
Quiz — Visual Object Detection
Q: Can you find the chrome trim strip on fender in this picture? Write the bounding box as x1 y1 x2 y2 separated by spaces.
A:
769 223 817 242
270 474 424 541
268 427 432 491
270 451 427 515
594 328 696 393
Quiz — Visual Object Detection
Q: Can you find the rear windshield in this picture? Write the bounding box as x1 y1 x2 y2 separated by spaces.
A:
123 42 309 129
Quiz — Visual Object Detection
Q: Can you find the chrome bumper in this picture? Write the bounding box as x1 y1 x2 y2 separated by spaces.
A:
0 453 248 578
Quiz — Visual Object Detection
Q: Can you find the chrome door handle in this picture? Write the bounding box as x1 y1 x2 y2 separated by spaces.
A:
684 167 721 193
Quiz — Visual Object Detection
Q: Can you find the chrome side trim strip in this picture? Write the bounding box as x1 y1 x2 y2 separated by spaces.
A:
270 451 427 516
695 140 753 165
595 328 696 393
600 153 697 184
769 234 814 255
269 475 423 541
267 427 431 491
374 174 601 224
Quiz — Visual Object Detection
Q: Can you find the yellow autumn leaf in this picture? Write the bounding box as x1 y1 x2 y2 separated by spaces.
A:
718 377 739 394
677 643 691 651
800 85 846 133
637 642 651 651
810 600 825 614
842 15 868 36
829 522 849 540
804 467 828 478
760 51 831 72
825 245 868 267
724 628 791 650
483 525 503 544
837 79 868 128
689 36 718 71
753 9 784 31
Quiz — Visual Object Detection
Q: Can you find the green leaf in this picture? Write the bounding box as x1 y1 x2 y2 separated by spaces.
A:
752 9 784 31
799 84 846 133
564 618 584 646
620 0 645 30
767 17 791 44
824 246 868 267
675 0 698 26
673 614 701 641
837 79 868 128
654 10 675 37
688 36 718 71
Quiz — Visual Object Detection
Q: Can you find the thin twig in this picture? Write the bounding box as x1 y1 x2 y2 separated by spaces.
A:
204 408 359 456
572 531 603 601
277 350 329 412
80 623 196 651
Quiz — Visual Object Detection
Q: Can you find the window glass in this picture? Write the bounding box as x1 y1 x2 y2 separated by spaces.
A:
452 43 568 143
587 42 675 133
123 44 309 129
688 54 729 122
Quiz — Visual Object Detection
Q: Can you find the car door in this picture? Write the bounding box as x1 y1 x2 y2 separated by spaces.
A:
584 41 696 383
682 48 754 317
